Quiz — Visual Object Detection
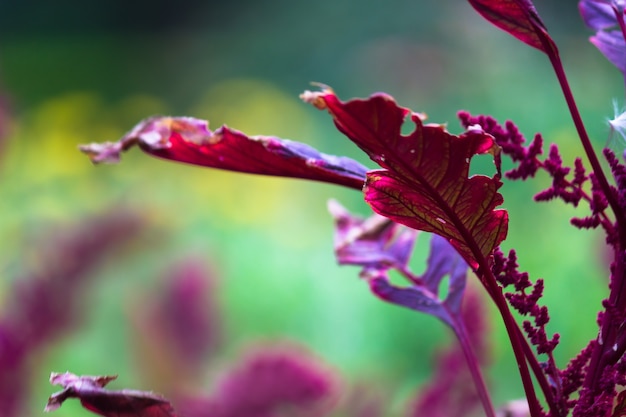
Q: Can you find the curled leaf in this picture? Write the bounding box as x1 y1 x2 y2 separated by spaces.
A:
80 116 368 190
306 89 508 269
46 372 177 417
466 0 558 54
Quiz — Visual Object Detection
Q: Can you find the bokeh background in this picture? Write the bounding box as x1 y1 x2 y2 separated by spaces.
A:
0 1 621 416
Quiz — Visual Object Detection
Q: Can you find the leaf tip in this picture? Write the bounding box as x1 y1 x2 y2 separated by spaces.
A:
78 141 125 164
300 83 334 110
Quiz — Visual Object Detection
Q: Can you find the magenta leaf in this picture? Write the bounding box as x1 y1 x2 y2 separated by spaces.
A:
466 0 558 54
80 116 368 191
45 372 177 417
305 88 508 269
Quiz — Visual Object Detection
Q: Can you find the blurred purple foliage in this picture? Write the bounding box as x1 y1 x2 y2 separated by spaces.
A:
0 211 144 417
130 257 222 390
169 346 339 417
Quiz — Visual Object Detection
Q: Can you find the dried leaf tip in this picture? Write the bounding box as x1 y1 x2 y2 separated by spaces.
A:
79 116 213 164
45 371 177 417
45 372 118 412
49 371 118 388
79 141 126 164
300 83 333 109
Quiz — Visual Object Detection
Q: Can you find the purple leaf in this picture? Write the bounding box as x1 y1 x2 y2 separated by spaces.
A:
328 199 417 270
330 204 469 328
46 372 177 417
80 116 368 191
590 30 626 73
422 234 471 313
579 0 626 75
366 234 468 327
579 0 622 30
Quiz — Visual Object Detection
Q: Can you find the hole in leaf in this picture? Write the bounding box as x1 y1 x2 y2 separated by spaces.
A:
469 154 496 177
387 268 408 287
438 274 450 301
401 117 416 136
407 232 430 276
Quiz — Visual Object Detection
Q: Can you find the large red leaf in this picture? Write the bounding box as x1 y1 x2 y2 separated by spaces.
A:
467 0 557 54
45 372 177 417
303 88 508 269
80 117 367 190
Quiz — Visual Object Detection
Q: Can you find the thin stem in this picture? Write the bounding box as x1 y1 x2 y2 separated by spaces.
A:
454 320 497 417
546 50 625 232
544 35 626 402
582 246 626 392
455 226 551 416
515 323 563 416
480 270 546 417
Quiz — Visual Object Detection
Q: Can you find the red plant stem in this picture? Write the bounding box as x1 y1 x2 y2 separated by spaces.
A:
582 246 626 393
515 323 563 415
544 39 626 399
446 203 558 416
454 320 497 417
546 50 625 231
478 267 549 417
459 233 555 416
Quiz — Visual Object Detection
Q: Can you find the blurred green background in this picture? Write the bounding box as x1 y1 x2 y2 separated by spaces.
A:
0 0 621 416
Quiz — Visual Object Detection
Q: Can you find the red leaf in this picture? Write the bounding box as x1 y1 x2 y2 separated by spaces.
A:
45 372 177 417
467 0 557 54
303 88 508 269
79 117 367 191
